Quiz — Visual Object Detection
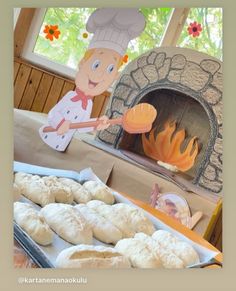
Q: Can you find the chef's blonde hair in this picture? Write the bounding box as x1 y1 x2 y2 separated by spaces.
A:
81 49 123 68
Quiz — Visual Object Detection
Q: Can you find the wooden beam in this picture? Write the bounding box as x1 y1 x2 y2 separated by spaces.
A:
30 73 54 112
203 199 222 241
160 8 190 47
14 8 36 57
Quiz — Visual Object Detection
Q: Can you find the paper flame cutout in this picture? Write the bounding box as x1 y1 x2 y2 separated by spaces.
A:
142 121 199 172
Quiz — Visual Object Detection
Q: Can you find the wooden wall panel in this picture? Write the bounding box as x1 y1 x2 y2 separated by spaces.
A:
99 92 110 116
19 69 43 110
215 233 222 252
91 92 110 118
14 64 31 108
209 211 222 251
14 8 36 57
14 58 110 118
30 73 53 112
58 81 76 101
14 62 20 83
91 95 106 118
42 78 65 113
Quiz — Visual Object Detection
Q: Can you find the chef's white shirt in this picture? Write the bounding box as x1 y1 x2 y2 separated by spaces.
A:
39 90 96 151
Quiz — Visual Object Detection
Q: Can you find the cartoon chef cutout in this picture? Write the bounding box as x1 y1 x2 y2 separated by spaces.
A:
39 8 146 151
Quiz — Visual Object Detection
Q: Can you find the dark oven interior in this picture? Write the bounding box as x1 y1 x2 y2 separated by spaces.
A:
118 88 211 182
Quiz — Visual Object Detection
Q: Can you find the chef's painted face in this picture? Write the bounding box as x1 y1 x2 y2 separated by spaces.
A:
75 48 121 96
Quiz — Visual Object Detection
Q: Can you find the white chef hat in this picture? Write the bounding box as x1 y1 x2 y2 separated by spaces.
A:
86 8 146 56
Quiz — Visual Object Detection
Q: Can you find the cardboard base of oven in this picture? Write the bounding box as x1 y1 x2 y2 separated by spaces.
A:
14 109 222 239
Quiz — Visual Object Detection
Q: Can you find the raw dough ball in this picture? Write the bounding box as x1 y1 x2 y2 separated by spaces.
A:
134 232 184 269
42 176 73 204
87 200 135 238
55 244 131 268
75 204 122 244
14 202 53 246
152 230 200 267
115 237 160 268
87 201 155 238
14 172 33 185
14 172 54 206
83 181 115 204
152 230 178 247
86 200 106 208
171 241 200 266
40 203 92 245
59 178 92 203
112 203 155 235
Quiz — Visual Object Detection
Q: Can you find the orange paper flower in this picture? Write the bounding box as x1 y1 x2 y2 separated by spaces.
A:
142 121 199 172
123 54 129 63
43 25 61 41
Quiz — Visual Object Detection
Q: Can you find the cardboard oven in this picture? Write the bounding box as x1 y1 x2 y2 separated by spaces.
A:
97 47 223 194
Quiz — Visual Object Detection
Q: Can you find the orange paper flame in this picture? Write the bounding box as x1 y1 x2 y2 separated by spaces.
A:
142 121 199 172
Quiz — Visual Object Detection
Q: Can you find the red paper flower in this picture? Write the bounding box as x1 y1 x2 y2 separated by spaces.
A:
187 21 202 37
43 25 61 41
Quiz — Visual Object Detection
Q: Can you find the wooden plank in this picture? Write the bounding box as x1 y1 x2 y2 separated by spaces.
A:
14 8 36 57
215 233 222 252
19 69 43 110
14 64 31 108
58 81 75 101
14 61 21 84
91 92 110 118
43 78 64 113
203 199 222 240
30 73 54 112
91 94 106 118
209 211 222 247
99 92 111 116
14 57 74 82
160 8 190 46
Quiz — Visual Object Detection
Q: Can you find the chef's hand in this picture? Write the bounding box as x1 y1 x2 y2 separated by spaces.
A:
96 115 110 131
57 120 71 135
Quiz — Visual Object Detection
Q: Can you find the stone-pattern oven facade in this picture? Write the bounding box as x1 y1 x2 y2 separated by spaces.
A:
97 47 223 194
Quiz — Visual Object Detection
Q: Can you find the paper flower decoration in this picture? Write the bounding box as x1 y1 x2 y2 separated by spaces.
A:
122 54 129 63
187 21 202 37
43 25 60 41
78 29 92 42
82 31 89 39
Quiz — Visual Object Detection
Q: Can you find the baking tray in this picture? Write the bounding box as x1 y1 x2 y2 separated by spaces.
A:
13 161 221 268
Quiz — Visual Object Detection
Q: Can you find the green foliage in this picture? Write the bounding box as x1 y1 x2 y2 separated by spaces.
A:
127 8 172 60
177 8 222 60
34 8 96 69
34 7 222 70
34 8 172 69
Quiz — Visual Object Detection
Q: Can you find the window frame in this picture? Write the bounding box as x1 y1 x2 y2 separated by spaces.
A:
21 8 77 79
19 8 202 79
13 8 21 29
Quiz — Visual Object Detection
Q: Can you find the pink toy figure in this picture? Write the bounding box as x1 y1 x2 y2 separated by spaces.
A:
39 8 146 151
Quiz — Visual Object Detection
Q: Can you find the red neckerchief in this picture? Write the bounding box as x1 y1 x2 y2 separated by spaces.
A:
70 88 92 110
